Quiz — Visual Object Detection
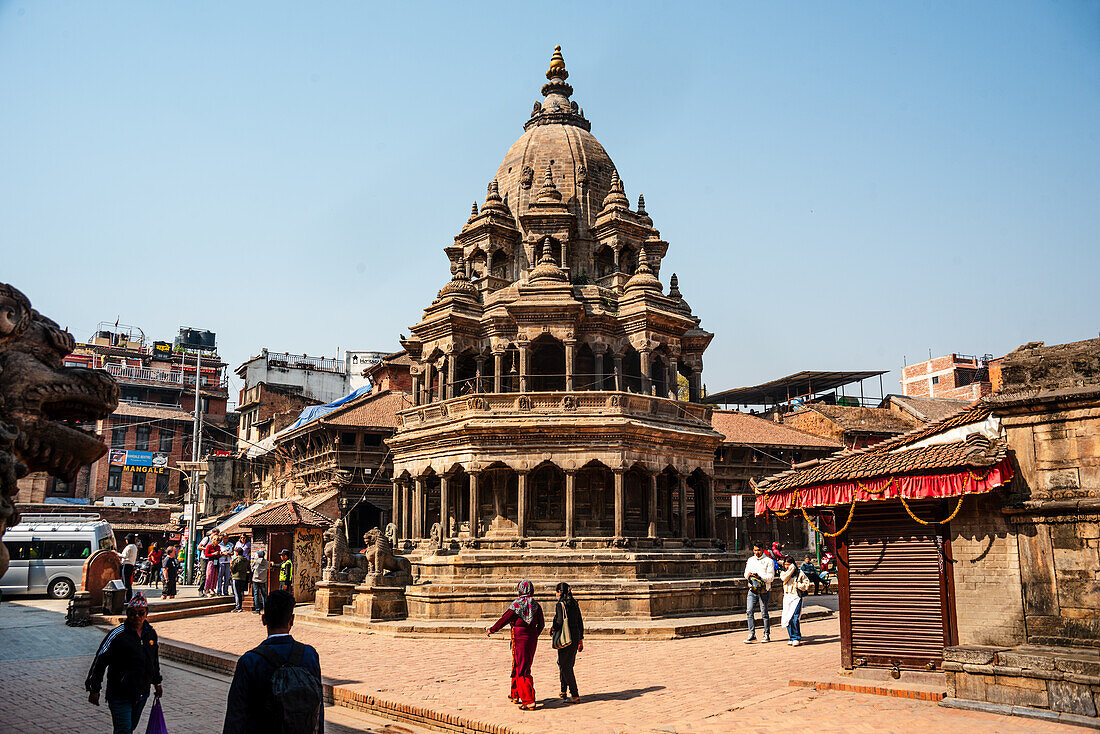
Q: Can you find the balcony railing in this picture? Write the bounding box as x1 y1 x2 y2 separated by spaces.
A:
104 363 222 389
397 390 712 429
266 352 342 373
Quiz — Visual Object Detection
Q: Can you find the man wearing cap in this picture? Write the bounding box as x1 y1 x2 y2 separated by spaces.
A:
278 549 293 593
86 593 163 734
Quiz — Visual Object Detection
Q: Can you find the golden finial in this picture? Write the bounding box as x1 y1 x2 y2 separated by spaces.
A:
547 45 567 79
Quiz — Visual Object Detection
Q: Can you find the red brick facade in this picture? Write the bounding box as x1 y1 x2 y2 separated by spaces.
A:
901 354 991 400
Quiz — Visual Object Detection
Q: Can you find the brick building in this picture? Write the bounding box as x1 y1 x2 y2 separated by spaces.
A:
710 410 841 551
755 337 1100 723
17 323 233 505
901 353 993 400
235 348 389 452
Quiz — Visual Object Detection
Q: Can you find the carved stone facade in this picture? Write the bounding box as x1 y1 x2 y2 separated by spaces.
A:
375 48 740 622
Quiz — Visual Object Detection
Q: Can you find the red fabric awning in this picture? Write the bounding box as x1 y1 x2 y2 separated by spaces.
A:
755 457 1014 516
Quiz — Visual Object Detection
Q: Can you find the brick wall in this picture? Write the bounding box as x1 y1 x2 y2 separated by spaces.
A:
949 492 1026 647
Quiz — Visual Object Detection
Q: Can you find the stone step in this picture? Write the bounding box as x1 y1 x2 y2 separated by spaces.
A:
92 599 236 626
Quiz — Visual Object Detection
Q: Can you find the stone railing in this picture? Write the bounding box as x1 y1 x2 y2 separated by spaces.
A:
397 390 712 429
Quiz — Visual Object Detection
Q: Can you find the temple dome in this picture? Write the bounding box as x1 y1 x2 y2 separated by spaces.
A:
493 47 617 237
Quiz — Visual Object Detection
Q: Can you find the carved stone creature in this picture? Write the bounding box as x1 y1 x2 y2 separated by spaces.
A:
429 522 442 550
362 527 412 577
0 284 119 578
323 520 350 570
384 522 398 549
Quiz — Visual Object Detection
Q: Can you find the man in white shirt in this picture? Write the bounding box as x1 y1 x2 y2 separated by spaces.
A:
743 542 775 643
120 534 139 603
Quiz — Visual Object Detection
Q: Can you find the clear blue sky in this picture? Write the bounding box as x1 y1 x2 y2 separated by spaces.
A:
3 1 1098 406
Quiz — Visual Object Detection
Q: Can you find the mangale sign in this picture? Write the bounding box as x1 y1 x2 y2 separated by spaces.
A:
109 449 170 474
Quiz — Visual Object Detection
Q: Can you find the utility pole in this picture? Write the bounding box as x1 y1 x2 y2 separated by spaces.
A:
185 349 202 585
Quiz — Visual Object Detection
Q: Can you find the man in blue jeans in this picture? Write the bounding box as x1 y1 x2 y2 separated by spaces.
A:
86 593 164 734
743 543 775 643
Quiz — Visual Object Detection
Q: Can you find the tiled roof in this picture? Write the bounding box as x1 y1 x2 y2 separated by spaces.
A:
322 390 411 430
710 410 842 449
240 500 333 528
885 394 972 423
796 404 920 435
300 488 341 510
756 405 997 492
113 402 193 422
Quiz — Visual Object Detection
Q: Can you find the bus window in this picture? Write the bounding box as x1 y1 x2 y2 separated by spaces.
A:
5 541 34 561
41 541 93 559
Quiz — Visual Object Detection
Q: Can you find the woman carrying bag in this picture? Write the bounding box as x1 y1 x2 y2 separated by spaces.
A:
780 558 813 646
550 582 584 703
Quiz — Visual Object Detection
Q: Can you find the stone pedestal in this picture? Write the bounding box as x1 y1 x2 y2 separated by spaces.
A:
66 591 93 627
313 581 356 616
348 574 409 621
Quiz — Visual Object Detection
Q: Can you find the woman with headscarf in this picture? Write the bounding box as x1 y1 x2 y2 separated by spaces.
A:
487 580 545 710
550 582 584 702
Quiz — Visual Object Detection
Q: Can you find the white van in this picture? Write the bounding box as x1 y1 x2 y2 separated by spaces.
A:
1 514 115 599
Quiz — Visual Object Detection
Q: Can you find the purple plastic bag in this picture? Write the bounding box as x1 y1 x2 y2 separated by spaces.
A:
145 698 168 734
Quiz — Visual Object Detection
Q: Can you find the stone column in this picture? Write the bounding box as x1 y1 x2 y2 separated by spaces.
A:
446 355 456 399
613 247 621 272
668 358 679 400
475 356 485 393
468 471 480 538
648 471 658 538
613 353 624 392
493 351 503 393
640 348 652 395
678 474 690 538
413 476 425 539
436 360 446 402
594 351 605 390
517 470 529 538
439 474 450 540
688 366 702 403
613 469 625 538
400 480 411 539
564 340 576 392
565 469 576 539
423 364 433 404
518 342 529 393
411 374 422 406
391 481 401 534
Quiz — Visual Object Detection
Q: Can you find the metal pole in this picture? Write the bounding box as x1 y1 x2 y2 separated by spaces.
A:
185 350 201 585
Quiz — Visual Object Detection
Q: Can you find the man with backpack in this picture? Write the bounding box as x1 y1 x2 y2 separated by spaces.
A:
222 589 324 734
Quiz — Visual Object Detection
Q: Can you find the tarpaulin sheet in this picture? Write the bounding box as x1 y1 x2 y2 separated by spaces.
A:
755 457 1013 516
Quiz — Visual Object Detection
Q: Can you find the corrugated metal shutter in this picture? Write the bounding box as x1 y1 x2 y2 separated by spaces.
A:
847 502 947 669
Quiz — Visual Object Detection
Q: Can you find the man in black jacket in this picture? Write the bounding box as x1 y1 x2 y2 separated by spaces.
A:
222 589 324 734
86 593 163 734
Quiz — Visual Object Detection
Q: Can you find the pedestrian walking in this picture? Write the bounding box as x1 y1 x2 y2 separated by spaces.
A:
196 530 213 590
780 558 811 646
487 580 545 710
222 589 324 734
161 546 179 599
119 534 139 603
277 549 293 592
230 547 252 612
550 581 584 703
744 542 775 643
252 550 270 614
85 593 164 734
217 536 234 596
202 532 221 596
146 544 163 589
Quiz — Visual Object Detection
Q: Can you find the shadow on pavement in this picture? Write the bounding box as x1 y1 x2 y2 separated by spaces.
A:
539 685 665 707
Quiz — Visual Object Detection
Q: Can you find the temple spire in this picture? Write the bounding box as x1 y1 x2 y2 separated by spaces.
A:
526 44 589 132
547 45 568 80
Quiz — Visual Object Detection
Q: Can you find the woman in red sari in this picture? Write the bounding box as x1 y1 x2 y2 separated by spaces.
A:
487 580 545 710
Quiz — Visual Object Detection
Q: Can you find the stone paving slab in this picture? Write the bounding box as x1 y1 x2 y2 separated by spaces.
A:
147 607 1081 734
0 598 428 734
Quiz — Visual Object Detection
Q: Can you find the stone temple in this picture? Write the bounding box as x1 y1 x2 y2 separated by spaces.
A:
386 47 740 621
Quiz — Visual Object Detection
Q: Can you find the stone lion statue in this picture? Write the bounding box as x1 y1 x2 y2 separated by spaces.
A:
0 284 119 578
362 527 412 577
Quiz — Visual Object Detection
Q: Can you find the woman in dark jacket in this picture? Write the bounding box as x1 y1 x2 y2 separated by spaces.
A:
487 580 545 710
550 581 584 702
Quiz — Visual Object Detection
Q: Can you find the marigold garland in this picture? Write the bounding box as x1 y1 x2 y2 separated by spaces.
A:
898 493 965 526
855 476 893 496
799 492 855 538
